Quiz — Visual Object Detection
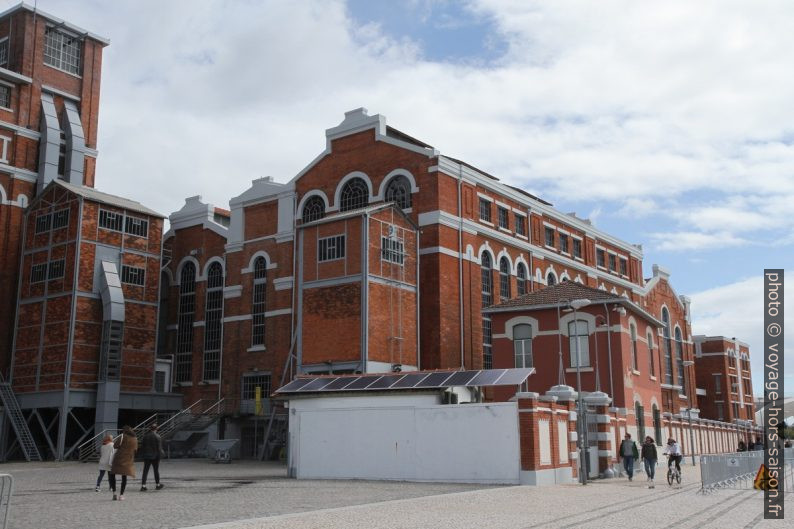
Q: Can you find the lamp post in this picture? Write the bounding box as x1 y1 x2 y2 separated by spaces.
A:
682 359 696 465
570 298 591 485
555 298 570 386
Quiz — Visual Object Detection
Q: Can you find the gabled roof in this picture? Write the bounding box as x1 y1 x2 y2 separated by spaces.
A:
300 202 419 230
484 280 664 327
52 179 164 218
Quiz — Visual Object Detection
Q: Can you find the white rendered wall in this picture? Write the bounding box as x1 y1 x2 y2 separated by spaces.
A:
288 397 520 484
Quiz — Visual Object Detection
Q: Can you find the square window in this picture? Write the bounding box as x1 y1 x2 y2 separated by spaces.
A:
544 227 555 248
121 265 145 286
48 259 65 279
44 27 82 76
559 233 569 254
35 213 51 234
242 373 271 400
515 214 526 236
30 263 47 283
124 216 148 237
318 235 345 262
497 207 509 229
381 236 404 265
99 210 123 231
478 198 491 222
52 209 69 230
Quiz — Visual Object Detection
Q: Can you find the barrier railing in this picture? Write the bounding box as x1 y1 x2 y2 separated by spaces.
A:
700 447 794 493
0 474 13 529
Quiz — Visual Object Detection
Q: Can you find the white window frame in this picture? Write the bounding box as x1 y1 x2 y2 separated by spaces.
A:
318 234 345 262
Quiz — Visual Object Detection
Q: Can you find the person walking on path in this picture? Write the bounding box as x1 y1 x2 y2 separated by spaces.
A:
109 425 138 501
618 433 639 481
140 424 165 491
641 436 658 489
737 440 747 452
95 434 115 492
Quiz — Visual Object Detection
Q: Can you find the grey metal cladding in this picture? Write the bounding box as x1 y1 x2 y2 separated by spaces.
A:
63 99 86 186
37 93 61 193
99 261 125 322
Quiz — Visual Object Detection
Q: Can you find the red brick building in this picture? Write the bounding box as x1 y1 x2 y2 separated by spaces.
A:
694 336 755 424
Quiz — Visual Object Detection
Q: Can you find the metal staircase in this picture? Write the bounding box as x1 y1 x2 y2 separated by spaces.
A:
77 398 224 462
0 376 42 462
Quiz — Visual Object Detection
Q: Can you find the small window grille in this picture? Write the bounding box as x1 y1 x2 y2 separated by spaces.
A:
124 216 148 237
384 176 412 209
0 38 8 67
301 196 325 223
0 85 10 109
121 265 145 286
545 227 555 247
498 207 509 229
339 178 368 211
52 209 69 230
99 210 123 231
478 198 491 222
251 257 267 347
48 259 65 279
515 214 526 236
35 213 51 234
44 27 82 75
381 236 404 265
242 373 272 400
30 263 47 283
318 235 345 262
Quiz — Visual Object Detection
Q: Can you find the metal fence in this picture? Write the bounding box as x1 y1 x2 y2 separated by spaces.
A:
0 474 13 529
700 447 794 493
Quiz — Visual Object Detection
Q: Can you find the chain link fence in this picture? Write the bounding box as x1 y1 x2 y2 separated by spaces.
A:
700 447 794 493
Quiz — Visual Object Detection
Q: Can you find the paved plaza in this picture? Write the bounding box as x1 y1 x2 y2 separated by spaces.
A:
2 459 788 529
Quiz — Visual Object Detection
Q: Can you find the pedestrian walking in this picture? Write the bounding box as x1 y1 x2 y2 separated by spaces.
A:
618 433 639 481
140 424 165 491
747 439 755 451
95 434 114 492
641 436 658 489
737 440 746 452
109 425 138 501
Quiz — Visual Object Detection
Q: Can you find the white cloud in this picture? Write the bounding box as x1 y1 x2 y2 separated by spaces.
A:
649 230 750 252
690 275 793 397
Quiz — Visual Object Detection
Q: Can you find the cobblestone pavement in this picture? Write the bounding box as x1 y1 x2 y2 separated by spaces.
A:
4 459 788 529
3 459 494 529
184 463 788 529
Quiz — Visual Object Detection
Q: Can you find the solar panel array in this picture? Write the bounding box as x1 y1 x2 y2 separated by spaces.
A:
275 368 534 395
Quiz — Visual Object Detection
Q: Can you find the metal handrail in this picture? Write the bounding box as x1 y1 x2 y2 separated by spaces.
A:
77 410 161 462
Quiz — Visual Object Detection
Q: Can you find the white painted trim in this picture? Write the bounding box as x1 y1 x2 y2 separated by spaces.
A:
175 256 201 285
375 168 419 200
296 189 330 219
201 256 225 280
331 171 373 212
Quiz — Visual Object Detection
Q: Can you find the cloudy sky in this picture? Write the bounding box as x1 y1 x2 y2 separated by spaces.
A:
34 0 792 396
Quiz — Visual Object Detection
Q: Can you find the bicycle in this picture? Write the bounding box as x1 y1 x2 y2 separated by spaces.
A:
665 454 682 486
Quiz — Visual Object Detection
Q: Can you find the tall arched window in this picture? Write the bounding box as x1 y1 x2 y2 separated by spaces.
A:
674 326 684 388
568 320 589 367
499 257 510 302
339 177 368 211
630 323 638 371
647 330 655 376
203 262 223 381
384 175 411 209
251 257 267 346
652 404 662 445
516 263 527 296
302 195 325 223
513 324 533 368
635 401 645 442
175 262 196 383
547 272 556 286
481 252 493 369
662 307 673 384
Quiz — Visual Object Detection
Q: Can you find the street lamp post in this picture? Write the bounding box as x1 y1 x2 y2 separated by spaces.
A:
570 298 591 485
556 298 570 386
683 359 696 466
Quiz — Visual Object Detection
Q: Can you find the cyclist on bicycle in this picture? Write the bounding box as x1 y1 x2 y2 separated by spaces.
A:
664 437 683 474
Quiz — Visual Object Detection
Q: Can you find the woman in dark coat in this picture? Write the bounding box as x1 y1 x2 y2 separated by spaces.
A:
641 436 658 489
109 425 138 500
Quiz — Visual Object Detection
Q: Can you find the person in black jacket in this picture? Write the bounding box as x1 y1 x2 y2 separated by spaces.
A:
140 424 165 491
641 436 658 489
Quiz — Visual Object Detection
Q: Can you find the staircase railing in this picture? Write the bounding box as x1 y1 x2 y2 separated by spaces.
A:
77 411 162 462
0 375 42 462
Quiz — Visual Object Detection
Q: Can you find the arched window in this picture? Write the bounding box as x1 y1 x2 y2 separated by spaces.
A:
203 262 223 381
547 272 556 286
384 175 411 209
513 324 533 368
251 257 267 346
302 195 325 223
662 308 673 384
339 177 368 211
499 257 510 302
635 401 645 442
516 263 527 296
674 326 684 388
175 262 196 383
568 320 589 367
630 323 638 371
652 404 662 445
647 330 655 376
481 252 493 369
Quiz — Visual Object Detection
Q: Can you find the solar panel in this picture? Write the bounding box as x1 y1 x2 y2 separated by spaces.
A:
278 378 314 393
345 375 382 390
468 369 506 386
366 374 405 390
415 371 454 388
323 376 360 391
392 372 429 388
444 370 479 386
300 377 337 391
494 368 534 385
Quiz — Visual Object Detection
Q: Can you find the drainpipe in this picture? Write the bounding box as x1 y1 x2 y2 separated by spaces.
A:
457 164 465 369
416 222 421 370
527 207 534 292
361 213 369 372
602 301 615 401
